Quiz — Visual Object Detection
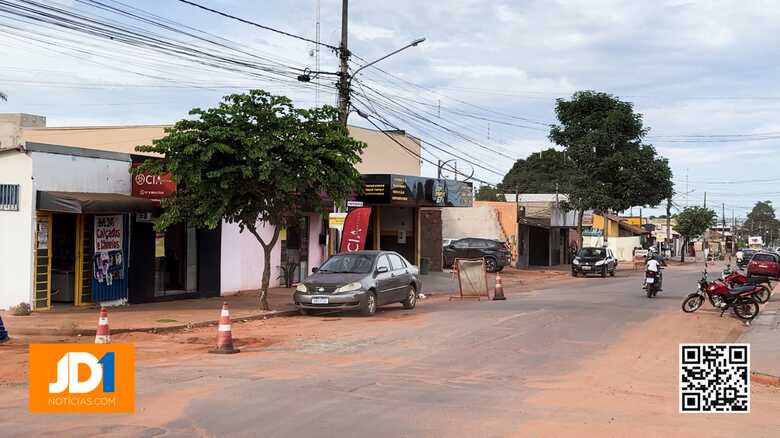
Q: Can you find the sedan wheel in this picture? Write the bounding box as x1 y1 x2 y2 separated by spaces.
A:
402 286 417 309
485 258 497 273
361 291 377 316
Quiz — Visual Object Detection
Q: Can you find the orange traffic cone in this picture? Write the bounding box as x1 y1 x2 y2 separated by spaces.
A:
209 302 239 354
95 307 111 344
493 271 506 300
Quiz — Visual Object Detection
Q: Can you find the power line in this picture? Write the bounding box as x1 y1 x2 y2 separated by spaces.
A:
175 0 339 51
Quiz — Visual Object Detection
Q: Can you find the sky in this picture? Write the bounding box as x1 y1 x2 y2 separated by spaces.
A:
1 0 779 220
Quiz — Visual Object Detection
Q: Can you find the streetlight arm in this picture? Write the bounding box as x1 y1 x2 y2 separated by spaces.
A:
349 37 425 85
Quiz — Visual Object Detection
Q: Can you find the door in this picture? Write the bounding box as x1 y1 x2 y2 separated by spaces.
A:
74 214 94 306
33 212 52 310
374 254 394 304
92 215 129 304
387 253 411 301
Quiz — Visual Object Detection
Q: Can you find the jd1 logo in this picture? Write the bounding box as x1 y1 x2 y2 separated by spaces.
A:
29 344 134 413
49 352 115 394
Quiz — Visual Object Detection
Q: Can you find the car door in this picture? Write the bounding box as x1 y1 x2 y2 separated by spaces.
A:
608 249 617 270
387 253 411 301
450 239 471 262
374 254 394 305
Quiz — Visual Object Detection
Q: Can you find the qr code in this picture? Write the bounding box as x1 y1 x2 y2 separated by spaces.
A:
680 344 750 413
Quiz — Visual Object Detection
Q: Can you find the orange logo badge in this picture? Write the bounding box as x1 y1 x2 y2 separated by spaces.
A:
29 344 135 413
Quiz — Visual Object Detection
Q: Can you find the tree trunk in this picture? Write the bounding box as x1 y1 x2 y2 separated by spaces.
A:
577 209 584 250
249 225 281 311
680 237 687 263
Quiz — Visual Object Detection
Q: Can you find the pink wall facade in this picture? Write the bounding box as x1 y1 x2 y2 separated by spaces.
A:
220 213 326 295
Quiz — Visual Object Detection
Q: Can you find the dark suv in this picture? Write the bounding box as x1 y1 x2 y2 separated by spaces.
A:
443 238 511 272
572 247 618 277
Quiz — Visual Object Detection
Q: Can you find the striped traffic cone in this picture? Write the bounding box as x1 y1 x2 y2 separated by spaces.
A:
209 302 239 354
95 307 111 344
493 271 506 300
0 314 9 343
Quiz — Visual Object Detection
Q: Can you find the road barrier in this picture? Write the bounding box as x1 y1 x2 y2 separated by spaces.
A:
209 302 240 354
493 271 506 300
95 307 111 344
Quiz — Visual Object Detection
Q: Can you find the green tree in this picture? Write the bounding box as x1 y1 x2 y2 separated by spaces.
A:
475 185 504 201
134 90 366 310
501 148 574 193
743 201 780 242
675 206 716 262
549 91 673 246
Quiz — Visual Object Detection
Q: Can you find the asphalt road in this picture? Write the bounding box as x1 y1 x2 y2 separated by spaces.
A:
3 266 708 437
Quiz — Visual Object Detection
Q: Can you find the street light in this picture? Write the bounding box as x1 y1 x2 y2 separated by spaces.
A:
348 37 426 85
296 38 426 84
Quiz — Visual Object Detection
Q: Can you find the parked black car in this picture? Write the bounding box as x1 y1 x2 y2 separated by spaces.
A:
572 247 618 277
293 251 421 316
443 238 511 272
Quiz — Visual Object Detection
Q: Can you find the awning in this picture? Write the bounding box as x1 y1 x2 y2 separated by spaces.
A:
37 191 156 214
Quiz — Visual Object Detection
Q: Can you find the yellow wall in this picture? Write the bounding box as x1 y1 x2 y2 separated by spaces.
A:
622 217 642 226
591 214 620 238
22 124 423 176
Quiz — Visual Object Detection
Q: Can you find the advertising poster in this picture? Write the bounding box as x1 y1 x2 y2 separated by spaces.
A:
94 215 124 286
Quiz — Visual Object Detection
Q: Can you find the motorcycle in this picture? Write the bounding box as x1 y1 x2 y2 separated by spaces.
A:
644 268 661 298
681 270 762 321
721 264 772 303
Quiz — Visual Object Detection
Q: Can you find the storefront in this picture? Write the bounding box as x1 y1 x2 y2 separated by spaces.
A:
344 174 473 269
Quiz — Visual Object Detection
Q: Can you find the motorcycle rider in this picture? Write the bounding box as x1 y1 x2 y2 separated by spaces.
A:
645 247 666 291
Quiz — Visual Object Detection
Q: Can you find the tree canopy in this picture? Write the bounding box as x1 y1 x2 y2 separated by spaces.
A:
500 148 574 194
549 91 673 211
743 201 780 237
547 91 673 244
134 90 366 309
474 185 504 201
675 206 716 261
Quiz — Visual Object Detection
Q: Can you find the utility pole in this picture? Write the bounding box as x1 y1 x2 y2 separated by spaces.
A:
337 0 350 127
722 203 726 256
515 185 520 268
666 198 672 256
703 192 708 261
685 168 689 207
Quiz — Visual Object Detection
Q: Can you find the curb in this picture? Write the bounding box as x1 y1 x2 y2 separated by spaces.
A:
751 372 780 388
8 308 301 337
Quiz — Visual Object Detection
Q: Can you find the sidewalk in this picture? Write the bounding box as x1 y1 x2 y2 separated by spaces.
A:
738 296 780 382
1 288 299 337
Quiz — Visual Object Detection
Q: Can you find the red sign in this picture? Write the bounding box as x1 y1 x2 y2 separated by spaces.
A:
131 163 175 205
339 207 372 253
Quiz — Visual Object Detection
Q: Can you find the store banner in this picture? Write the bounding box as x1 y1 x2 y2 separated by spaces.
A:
131 163 176 205
339 207 372 253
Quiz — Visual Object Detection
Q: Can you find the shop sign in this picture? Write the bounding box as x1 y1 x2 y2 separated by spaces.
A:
346 200 364 208
328 212 347 230
95 215 123 252
357 174 473 207
339 207 372 252
131 163 175 205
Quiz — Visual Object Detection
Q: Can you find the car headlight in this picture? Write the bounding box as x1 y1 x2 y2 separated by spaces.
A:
295 284 308 293
595 260 606 266
573 259 580 265
334 282 362 293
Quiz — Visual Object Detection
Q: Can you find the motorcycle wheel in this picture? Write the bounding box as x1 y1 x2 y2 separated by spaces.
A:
755 286 771 304
682 293 704 313
646 286 654 298
733 298 760 321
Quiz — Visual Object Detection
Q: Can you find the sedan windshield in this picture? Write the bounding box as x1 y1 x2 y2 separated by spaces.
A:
318 254 375 274
578 248 605 258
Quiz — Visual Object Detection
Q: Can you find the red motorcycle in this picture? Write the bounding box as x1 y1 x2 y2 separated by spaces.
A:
721 264 772 303
682 270 762 321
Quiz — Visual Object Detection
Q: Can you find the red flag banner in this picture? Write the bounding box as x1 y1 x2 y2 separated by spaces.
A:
339 207 372 252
